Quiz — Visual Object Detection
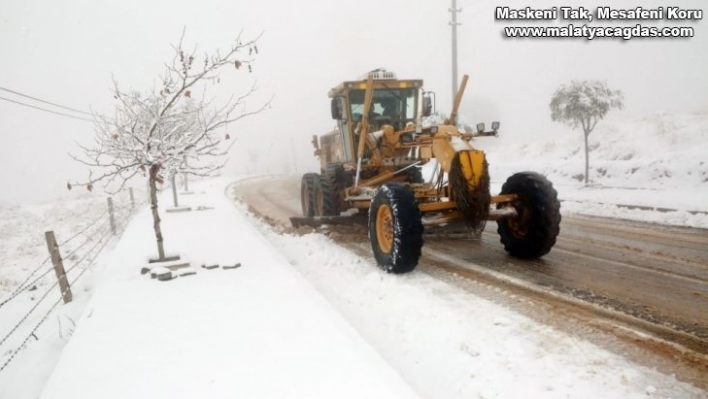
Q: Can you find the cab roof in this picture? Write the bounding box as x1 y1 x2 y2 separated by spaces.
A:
328 79 424 98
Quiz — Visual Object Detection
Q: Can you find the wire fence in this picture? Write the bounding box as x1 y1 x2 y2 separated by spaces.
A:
0 214 117 312
0 258 50 310
0 187 149 375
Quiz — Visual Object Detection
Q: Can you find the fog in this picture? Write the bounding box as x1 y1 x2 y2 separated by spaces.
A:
1 0 706 204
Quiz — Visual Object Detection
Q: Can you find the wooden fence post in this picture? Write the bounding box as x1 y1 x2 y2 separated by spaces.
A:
171 174 179 207
183 155 189 192
129 188 135 209
45 231 72 304
107 197 116 235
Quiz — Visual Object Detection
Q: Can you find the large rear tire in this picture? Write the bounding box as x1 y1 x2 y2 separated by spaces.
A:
313 175 325 216
496 172 561 258
300 173 319 217
320 164 347 216
368 183 424 274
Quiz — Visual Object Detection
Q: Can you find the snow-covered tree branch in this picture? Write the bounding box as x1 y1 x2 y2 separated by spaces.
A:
70 30 269 260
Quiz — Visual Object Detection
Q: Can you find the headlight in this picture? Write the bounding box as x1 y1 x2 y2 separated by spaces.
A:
430 126 438 134
476 123 485 133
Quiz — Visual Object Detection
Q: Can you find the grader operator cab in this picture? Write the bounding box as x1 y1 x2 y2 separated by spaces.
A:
291 69 561 274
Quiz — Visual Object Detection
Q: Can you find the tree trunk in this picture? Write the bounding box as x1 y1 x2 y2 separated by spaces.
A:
583 130 590 185
149 164 166 260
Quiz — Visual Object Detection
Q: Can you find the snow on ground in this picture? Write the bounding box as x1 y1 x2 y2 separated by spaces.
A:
1 177 702 399
36 178 419 399
0 190 140 399
236 197 706 399
1 110 706 398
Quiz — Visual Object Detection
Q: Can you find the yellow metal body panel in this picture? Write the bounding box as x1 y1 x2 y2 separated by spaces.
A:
490 194 518 204
381 125 399 147
351 201 372 209
356 75 375 161
359 170 396 187
425 211 463 223
430 126 460 173
420 146 433 159
419 201 457 212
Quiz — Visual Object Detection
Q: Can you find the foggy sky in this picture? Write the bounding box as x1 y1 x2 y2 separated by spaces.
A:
1 0 706 204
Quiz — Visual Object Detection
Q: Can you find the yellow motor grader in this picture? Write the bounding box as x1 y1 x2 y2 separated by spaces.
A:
291 69 561 273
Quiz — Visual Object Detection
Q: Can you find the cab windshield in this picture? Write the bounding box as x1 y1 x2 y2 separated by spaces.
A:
348 88 417 122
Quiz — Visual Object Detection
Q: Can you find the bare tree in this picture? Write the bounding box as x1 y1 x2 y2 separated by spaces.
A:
72 30 269 261
550 80 623 185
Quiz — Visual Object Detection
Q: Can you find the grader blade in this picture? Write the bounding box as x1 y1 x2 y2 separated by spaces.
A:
289 215 367 228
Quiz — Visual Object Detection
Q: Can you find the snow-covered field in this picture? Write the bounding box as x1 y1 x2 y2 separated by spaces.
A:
0 110 706 398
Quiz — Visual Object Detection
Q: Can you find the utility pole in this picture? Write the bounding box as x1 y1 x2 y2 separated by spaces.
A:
449 0 461 106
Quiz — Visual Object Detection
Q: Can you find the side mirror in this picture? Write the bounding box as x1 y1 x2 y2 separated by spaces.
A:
331 97 343 120
422 94 433 117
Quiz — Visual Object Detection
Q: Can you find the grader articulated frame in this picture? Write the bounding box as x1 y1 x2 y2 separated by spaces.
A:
291 69 560 273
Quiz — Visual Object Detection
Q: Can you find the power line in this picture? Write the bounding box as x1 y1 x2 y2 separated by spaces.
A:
0 86 93 116
0 95 93 122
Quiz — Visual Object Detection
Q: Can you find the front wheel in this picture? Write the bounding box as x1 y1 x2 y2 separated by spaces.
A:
496 172 561 258
368 183 424 274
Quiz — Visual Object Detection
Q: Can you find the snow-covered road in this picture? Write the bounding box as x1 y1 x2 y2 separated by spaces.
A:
228 176 707 399
234 175 708 349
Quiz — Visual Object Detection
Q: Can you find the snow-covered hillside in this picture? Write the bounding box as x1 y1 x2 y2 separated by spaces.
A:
487 109 708 189
483 109 708 228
